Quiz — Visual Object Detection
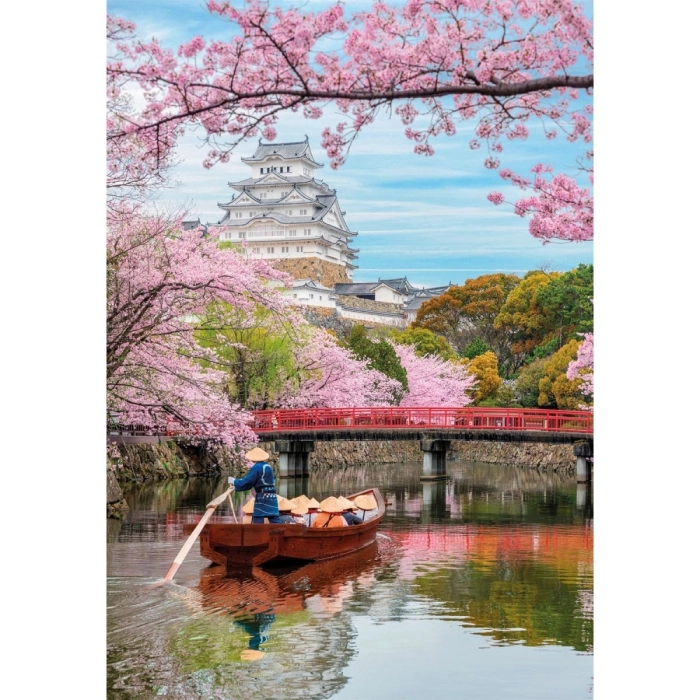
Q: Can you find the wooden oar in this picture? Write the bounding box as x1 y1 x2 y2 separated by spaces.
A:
227 492 238 523
160 486 234 583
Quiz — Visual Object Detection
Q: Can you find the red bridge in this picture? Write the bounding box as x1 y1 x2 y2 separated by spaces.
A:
250 406 592 436
108 407 593 482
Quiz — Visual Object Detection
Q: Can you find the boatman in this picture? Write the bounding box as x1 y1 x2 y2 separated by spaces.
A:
228 446 283 524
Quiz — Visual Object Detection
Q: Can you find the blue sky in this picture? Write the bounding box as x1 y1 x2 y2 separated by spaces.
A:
108 0 593 288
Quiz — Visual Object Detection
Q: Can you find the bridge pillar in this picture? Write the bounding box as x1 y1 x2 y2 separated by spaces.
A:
419 439 450 480
573 440 593 483
274 440 315 478
277 476 311 499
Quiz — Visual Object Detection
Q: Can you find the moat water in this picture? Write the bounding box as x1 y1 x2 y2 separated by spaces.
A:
107 460 593 699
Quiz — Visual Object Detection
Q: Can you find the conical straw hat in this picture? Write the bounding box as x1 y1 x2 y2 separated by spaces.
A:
245 446 269 461
291 505 308 516
354 494 378 511
292 494 311 507
277 496 295 511
307 498 320 509
243 497 256 514
338 496 356 510
319 496 345 513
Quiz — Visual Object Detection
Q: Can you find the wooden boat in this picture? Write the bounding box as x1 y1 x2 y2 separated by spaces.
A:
183 487 385 567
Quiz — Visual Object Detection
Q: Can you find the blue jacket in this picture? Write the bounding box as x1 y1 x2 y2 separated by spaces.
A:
232 461 279 518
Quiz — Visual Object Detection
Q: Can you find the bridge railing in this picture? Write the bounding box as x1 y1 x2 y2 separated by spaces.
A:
108 407 592 438
250 407 593 434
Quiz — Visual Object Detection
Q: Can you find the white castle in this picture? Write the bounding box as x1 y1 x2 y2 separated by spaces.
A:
212 137 449 327
215 136 358 282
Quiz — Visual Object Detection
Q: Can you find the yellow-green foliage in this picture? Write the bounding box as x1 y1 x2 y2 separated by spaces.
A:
538 339 590 409
390 326 456 360
494 270 559 354
463 351 502 403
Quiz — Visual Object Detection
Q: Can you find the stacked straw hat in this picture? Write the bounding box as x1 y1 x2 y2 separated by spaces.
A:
245 446 269 461
276 496 295 512
291 504 308 516
290 495 311 508
338 496 357 510
318 496 345 514
243 497 256 514
307 498 321 510
354 494 378 511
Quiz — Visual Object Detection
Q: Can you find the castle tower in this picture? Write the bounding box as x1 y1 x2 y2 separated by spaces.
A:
215 137 358 286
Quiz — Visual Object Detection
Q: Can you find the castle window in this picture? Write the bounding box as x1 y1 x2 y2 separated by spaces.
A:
304 228 311 235
252 247 260 254
296 245 304 252
309 294 314 299
286 209 293 216
234 212 242 218
260 168 264 174
249 212 254 217
300 209 307 215
289 230 297 236
281 246 289 253
267 246 274 254
238 232 246 239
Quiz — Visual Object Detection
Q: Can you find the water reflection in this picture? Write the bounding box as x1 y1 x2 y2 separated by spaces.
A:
107 461 593 699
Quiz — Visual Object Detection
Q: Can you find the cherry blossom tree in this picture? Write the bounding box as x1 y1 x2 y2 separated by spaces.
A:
566 332 593 404
275 329 402 408
106 1 593 425
391 341 476 406
107 0 593 242
107 206 298 445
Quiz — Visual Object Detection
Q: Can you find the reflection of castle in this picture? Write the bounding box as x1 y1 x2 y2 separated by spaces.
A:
212 138 450 327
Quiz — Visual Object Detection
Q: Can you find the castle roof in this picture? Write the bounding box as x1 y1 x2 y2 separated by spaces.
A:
227 175 333 192
241 138 323 168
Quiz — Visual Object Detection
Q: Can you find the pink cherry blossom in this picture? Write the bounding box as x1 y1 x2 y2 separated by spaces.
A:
107 0 594 243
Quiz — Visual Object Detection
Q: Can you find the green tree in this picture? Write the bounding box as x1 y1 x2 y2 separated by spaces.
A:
494 270 559 360
461 337 490 360
390 326 456 360
514 359 548 408
536 264 593 350
346 325 408 402
195 304 298 409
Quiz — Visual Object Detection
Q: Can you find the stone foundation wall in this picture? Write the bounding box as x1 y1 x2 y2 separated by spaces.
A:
258 439 577 473
335 295 404 314
107 437 578 515
271 258 351 287
107 441 248 516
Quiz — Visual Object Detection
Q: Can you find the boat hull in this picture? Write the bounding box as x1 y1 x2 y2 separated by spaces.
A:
184 488 385 567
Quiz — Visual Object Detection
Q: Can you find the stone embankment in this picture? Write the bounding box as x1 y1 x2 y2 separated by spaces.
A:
257 439 577 471
107 438 578 516
272 258 350 287
107 441 246 516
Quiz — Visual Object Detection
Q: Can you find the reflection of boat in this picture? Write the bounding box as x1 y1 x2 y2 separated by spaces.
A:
196 541 380 615
184 488 385 567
